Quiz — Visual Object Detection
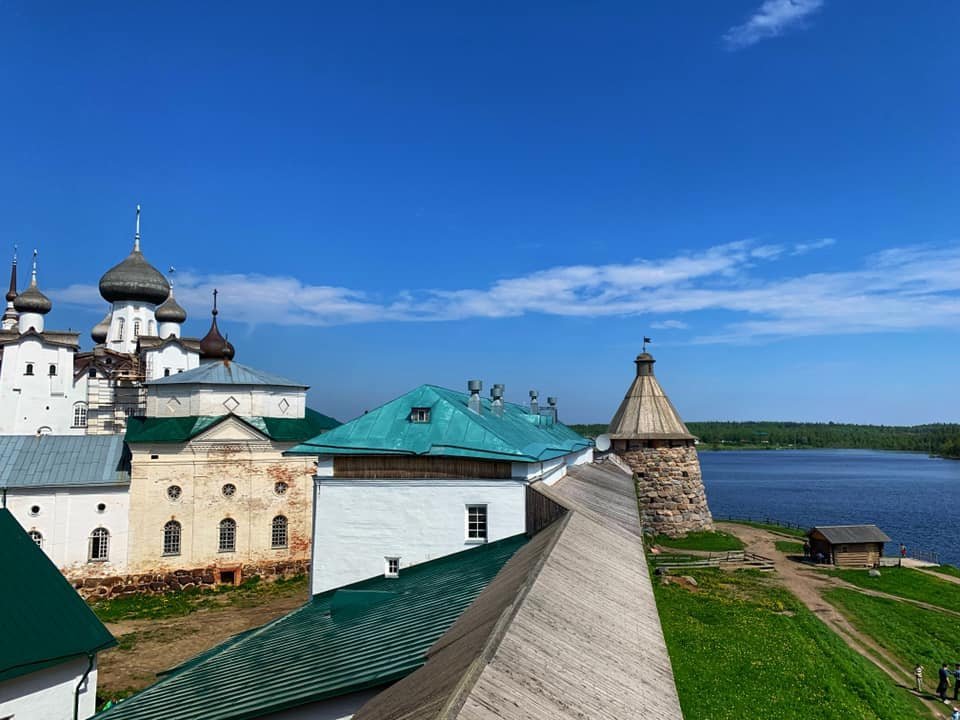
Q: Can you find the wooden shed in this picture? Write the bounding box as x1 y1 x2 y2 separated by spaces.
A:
807 525 890 567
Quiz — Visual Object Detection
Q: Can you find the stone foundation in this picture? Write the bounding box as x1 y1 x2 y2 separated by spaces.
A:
70 559 310 600
617 445 713 537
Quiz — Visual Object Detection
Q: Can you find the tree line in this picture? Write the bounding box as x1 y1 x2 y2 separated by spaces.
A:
568 421 960 458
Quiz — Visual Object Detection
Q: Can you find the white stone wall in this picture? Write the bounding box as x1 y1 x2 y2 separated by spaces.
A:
143 344 200 380
6 485 130 577
145 385 306 419
105 301 157 355
310 478 527 594
0 655 99 720
0 337 88 435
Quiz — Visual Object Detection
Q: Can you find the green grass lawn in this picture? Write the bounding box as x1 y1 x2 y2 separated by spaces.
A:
826 587 960 694
89 574 308 622
655 569 928 719
721 519 806 538
653 530 744 552
775 540 805 554
929 564 960 579
828 567 960 614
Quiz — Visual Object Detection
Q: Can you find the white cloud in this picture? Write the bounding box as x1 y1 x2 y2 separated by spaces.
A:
50 236 960 345
723 0 824 50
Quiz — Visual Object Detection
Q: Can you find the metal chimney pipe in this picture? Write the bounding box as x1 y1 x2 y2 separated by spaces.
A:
529 390 539 415
547 396 558 422
467 380 483 414
491 384 504 418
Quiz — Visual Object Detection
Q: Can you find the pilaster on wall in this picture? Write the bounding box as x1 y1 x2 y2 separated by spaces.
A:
617 445 713 537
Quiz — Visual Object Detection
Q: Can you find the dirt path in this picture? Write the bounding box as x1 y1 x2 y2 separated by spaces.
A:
98 590 308 698
717 522 949 719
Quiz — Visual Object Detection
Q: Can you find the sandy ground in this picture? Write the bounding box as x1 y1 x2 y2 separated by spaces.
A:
98 588 308 699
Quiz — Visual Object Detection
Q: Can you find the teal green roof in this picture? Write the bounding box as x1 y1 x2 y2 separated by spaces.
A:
0 509 115 682
0 435 130 489
96 534 527 720
125 408 341 444
287 385 590 463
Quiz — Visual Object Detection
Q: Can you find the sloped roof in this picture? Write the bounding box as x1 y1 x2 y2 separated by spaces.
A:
144 360 307 389
287 385 590 463
354 463 683 720
0 328 81 349
0 509 115 682
96 534 527 720
809 525 891 544
0 435 130 489
607 353 693 440
124 408 340 444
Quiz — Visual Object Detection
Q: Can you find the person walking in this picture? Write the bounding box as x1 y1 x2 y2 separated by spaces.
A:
915 664 924 693
954 663 960 701
938 662 951 703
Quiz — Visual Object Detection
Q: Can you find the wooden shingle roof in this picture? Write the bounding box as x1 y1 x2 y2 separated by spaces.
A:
809 525 891 544
607 353 693 440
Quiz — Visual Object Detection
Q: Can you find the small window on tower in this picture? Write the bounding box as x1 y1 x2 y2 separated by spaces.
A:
115 318 125 341
164 368 171 377
88 367 97 379
410 407 431 423
24 363 34 376
133 320 141 338
48 364 57 376
385 557 400 578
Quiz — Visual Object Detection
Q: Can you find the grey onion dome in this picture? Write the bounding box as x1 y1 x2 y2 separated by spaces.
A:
155 288 187 323
91 311 111 344
14 284 52 314
99 248 170 305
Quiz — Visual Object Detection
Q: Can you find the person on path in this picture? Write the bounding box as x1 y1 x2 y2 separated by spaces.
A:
954 663 960 701
915 664 924 693
938 662 951 703
953 707 960 720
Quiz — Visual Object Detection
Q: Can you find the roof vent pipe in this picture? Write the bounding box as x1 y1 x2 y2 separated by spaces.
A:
467 380 483 414
547 396 558 422
529 390 539 415
491 384 505 418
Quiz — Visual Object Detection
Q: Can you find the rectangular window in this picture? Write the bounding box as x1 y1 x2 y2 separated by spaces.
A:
466 504 488 542
410 407 431 423
385 557 400 578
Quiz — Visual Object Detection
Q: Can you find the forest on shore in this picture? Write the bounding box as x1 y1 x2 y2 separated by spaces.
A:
568 421 960 458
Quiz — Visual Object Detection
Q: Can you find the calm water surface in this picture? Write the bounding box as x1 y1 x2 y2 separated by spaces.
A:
700 449 960 566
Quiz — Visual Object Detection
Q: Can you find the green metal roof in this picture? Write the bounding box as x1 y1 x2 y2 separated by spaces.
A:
287 385 590 463
144 361 308 388
96 534 527 720
125 408 341 444
0 509 115 682
0 435 130 489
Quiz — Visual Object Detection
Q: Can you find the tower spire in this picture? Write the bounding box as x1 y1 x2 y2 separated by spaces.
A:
5 246 16 301
30 249 38 287
134 204 141 252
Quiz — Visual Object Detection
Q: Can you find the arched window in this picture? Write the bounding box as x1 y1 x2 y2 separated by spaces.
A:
115 317 125 341
271 515 288 549
133 319 141 338
163 521 181 556
48 364 57 376
28 530 43 547
218 518 236 552
88 527 110 562
24 363 34 376
73 402 88 428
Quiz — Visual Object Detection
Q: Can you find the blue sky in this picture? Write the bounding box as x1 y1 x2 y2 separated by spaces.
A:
1 1 957 424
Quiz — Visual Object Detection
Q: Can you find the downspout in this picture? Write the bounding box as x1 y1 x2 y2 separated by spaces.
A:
2 487 6 508
74 652 95 720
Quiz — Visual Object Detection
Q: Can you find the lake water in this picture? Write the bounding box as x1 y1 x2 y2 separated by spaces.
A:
699 449 960 567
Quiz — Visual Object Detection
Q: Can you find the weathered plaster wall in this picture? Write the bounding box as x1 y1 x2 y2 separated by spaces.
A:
6 485 130 578
617 445 713 537
145 385 305 419
126 431 314 576
311 478 526 594
0 655 98 720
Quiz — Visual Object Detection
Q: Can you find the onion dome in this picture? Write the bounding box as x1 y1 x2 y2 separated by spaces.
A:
98 206 170 305
155 287 187 323
14 251 52 314
199 289 236 361
91 311 111 344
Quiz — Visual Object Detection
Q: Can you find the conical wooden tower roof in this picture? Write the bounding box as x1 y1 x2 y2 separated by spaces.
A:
607 353 694 440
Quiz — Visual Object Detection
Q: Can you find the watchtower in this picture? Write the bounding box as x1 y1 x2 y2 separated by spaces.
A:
607 352 713 537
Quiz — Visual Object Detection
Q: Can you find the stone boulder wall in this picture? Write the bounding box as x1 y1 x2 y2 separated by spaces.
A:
70 559 310 600
617 445 713 537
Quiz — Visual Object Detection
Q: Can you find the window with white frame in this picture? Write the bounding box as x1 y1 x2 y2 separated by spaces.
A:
271 515 288 548
385 557 400 578
133 319 141 338
219 518 236 552
410 407 431 423
73 402 88 428
88 527 110 562
28 530 43 547
163 520 181 556
466 504 488 542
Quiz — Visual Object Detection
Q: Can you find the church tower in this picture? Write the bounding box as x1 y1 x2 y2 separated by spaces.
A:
607 351 713 537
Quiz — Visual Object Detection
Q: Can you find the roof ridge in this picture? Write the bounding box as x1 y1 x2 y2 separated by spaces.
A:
434 515 571 720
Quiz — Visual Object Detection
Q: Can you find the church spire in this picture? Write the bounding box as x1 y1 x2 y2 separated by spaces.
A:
5 246 16 302
1 247 18 330
134 204 141 252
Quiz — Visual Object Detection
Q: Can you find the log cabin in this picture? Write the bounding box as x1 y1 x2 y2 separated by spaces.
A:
807 525 890 567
